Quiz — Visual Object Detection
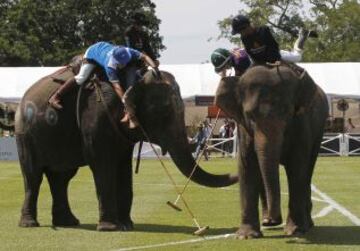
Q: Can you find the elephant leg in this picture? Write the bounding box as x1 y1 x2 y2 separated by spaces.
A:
116 146 134 231
236 138 263 239
284 152 313 236
19 168 43 227
17 136 43 227
45 168 80 226
90 158 119 231
304 137 324 229
260 182 282 226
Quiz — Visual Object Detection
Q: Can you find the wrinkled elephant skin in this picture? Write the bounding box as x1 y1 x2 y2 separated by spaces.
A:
15 68 237 231
215 65 328 238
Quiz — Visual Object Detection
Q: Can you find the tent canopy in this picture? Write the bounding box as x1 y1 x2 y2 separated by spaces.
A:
0 63 359 101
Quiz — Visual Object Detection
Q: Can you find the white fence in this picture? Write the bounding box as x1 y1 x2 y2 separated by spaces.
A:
1 133 360 161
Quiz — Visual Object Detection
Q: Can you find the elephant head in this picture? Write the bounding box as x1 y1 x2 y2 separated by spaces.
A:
0 102 18 131
215 65 322 225
125 70 238 187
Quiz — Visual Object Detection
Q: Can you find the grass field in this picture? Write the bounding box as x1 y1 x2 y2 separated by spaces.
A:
0 157 359 251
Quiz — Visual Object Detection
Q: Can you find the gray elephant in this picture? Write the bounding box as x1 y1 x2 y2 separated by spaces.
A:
215 64 328 238
15 65 238 231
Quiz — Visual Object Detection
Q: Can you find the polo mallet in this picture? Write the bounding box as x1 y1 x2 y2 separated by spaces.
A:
135 141 143 174
137 124 209 235
167 109 221 212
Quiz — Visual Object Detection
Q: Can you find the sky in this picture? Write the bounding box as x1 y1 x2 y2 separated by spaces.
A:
152 0 244 64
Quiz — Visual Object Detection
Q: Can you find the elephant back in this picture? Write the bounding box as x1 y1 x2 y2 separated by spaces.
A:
15 67 85 168
15 67 76 134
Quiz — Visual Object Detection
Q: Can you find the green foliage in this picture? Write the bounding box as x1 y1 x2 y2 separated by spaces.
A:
218 0 360 62
0 0 164 66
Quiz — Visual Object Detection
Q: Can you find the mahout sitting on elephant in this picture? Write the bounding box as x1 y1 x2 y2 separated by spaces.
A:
15 58 238 231
48 41 159 127
215 63 328 238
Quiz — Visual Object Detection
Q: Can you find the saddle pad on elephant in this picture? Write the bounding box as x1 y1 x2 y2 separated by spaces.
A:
266 61 306 79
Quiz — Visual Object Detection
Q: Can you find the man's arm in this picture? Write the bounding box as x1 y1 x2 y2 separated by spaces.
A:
140 53 159 68
263 26 280 50
106 67 126 101
111 81 126 102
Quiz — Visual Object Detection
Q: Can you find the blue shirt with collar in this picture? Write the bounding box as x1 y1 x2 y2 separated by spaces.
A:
84 41 141 82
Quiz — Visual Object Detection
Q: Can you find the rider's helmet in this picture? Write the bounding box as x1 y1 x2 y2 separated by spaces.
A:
211 48 232 73
112 47 132 65
231 14 250 35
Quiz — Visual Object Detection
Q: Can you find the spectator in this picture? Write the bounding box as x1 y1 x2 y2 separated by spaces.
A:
191 123 209 161
345 118 356 133
202 120 212 158
219 119 233 157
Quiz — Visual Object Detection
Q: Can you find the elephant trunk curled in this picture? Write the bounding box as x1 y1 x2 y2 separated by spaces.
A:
165 133 238 188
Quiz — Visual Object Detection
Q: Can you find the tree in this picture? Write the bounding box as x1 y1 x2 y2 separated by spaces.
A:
217 0 360 62
0 0 164 66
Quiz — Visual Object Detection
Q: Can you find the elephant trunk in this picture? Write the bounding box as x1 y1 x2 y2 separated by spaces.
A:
166 137 238 187
254 119 285 221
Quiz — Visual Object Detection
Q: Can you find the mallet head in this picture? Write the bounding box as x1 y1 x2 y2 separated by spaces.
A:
194 226 209 236
166 201 182 211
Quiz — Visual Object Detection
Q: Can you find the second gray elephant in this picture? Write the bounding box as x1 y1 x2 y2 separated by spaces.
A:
216 64 328 238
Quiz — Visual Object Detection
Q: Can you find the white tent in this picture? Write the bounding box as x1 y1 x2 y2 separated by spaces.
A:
0 67 62 100
0 63 359 100
160 62 360 98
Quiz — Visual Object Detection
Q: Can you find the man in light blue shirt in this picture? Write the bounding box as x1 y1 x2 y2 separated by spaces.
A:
49 41 159 124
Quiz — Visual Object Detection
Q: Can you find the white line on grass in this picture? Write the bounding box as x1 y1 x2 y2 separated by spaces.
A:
112 233 236 251
113 184 359 251
312 205 334 219
311 184 360 226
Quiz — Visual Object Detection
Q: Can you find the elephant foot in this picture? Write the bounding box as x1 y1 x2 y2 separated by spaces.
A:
236 224 263 239
284 219 312 236
118 219 134 231
52 214 80 227
262 216 283 227
97 221 118 231
19 216 40 227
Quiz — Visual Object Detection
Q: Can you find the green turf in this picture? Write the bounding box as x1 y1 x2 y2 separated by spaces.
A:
0 157 359 251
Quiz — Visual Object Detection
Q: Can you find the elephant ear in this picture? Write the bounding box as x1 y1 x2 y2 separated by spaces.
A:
215 76 243 122
294 72 318 115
